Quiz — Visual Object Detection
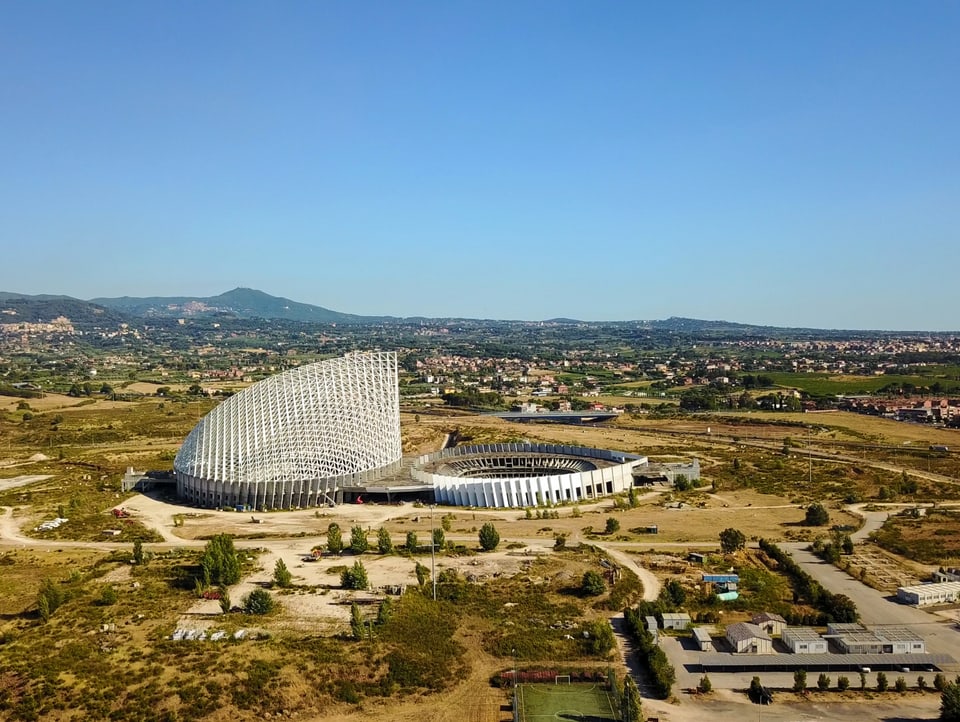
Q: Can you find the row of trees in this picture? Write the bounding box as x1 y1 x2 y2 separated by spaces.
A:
759 539 858 623
623 607 676 698
324 522 501 555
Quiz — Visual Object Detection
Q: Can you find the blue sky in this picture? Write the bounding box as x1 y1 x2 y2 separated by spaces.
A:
1 2 958 329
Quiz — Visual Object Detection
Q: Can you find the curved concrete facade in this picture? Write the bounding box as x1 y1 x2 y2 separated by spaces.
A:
412 443 646 508
174 351 401 509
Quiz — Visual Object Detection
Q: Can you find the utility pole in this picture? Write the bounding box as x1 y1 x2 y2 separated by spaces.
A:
430 504 437 601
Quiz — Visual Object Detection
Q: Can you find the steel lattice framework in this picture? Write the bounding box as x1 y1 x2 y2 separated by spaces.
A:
174 351 400 509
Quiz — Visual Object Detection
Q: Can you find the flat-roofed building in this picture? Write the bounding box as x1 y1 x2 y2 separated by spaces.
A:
897 582 960 607
692 626 712 652
725 622 772 655
645 615 659 643
835 630 885 655
875 627 926 654
782 627 828 654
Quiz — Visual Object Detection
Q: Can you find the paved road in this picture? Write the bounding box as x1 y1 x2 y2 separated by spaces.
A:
782 543 960 669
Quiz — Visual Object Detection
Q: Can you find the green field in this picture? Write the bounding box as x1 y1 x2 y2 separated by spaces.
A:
764 372 960 396
517 683 618 722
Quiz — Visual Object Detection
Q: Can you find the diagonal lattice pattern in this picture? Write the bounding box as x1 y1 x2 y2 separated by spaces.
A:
174 351 400 509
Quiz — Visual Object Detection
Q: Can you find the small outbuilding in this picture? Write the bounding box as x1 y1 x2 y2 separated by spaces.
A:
645 615 659 643
661 612 692 631
692 626 712 652
725 622 772 655
751 612 787 637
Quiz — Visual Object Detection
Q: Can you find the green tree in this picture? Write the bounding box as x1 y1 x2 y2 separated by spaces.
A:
133 539 144 566
749 676 763 701
805 502 830 526
582 619 615 655
895 676 907 693
605 517 620 534
273 558 293 588
341 560 369 590
350 525 369 554
218 586 231 614
406 530 419 552
837 676 850 691
432 527 445 550
662 579 686 607
350 602 364 640
478 522 500 551
242 588 275 615
935 674 949 692
698 675 712 694
817 673 830 690
841 535 855 555
877 672 888 692
794 669 807 693
581 570 606 596
441 515 452 532
327 523 343 555
622 675 643 721
199 534 241 586
377 527 393 554
719 527 746 553
942 680 960 721
376 596 393 626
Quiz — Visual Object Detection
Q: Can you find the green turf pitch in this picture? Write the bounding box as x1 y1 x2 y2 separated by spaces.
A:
516 683 618 721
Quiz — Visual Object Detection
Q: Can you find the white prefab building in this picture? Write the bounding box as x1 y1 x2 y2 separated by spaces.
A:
725 623 773 654
692 627 712 652
875 627 926 654
782 627 828 654
661 613 692 631
897 582 960 607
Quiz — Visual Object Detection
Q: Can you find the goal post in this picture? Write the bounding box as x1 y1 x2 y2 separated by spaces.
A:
555 675 571 685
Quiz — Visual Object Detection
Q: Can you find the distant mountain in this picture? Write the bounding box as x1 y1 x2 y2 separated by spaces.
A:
91 287 393 324
0 294 126 325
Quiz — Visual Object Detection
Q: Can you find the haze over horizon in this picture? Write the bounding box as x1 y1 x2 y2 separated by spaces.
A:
2 3 958 330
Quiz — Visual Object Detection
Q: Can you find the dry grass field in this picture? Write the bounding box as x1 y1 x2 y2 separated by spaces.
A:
2 396 960 721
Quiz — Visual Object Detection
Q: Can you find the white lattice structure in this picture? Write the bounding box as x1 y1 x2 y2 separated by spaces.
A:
174 352 400 509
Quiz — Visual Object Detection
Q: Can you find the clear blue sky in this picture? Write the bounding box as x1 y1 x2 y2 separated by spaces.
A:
1 2 958 329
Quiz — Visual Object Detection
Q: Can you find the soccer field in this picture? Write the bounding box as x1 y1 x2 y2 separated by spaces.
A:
516 683 618 721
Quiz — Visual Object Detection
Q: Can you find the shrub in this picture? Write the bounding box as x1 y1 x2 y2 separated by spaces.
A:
698 675 712 693
805 502 830 526
895 676 907 693
478 522 500 551
405 530 418 552
581 571 606 596
377 528 393 554
837 676 850 691
719 528 746 553
877 672 888 692
794 669 807 693
273 558 292 588
327 523 343 555
350 525 368 554
341 560 369 590
605 517 620 534
242 588 275 615
98 586 118 606
817 673 830 691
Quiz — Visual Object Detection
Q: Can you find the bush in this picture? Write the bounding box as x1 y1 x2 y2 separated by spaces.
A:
698 675 712 693
719 528 746 553
877 672 888 692
895 676 907 693
605 517 620 534
794 669 807 693
805 502 830 526
350 525 369 554
377 528 393 554
817 673 830 691
273 558 292 588
327 523 343 555
242 588 275 615
98 586 118 606
341 561 369 590
478 522 500 551
581 571 606 596
837 676 850 691
405 530 418 552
